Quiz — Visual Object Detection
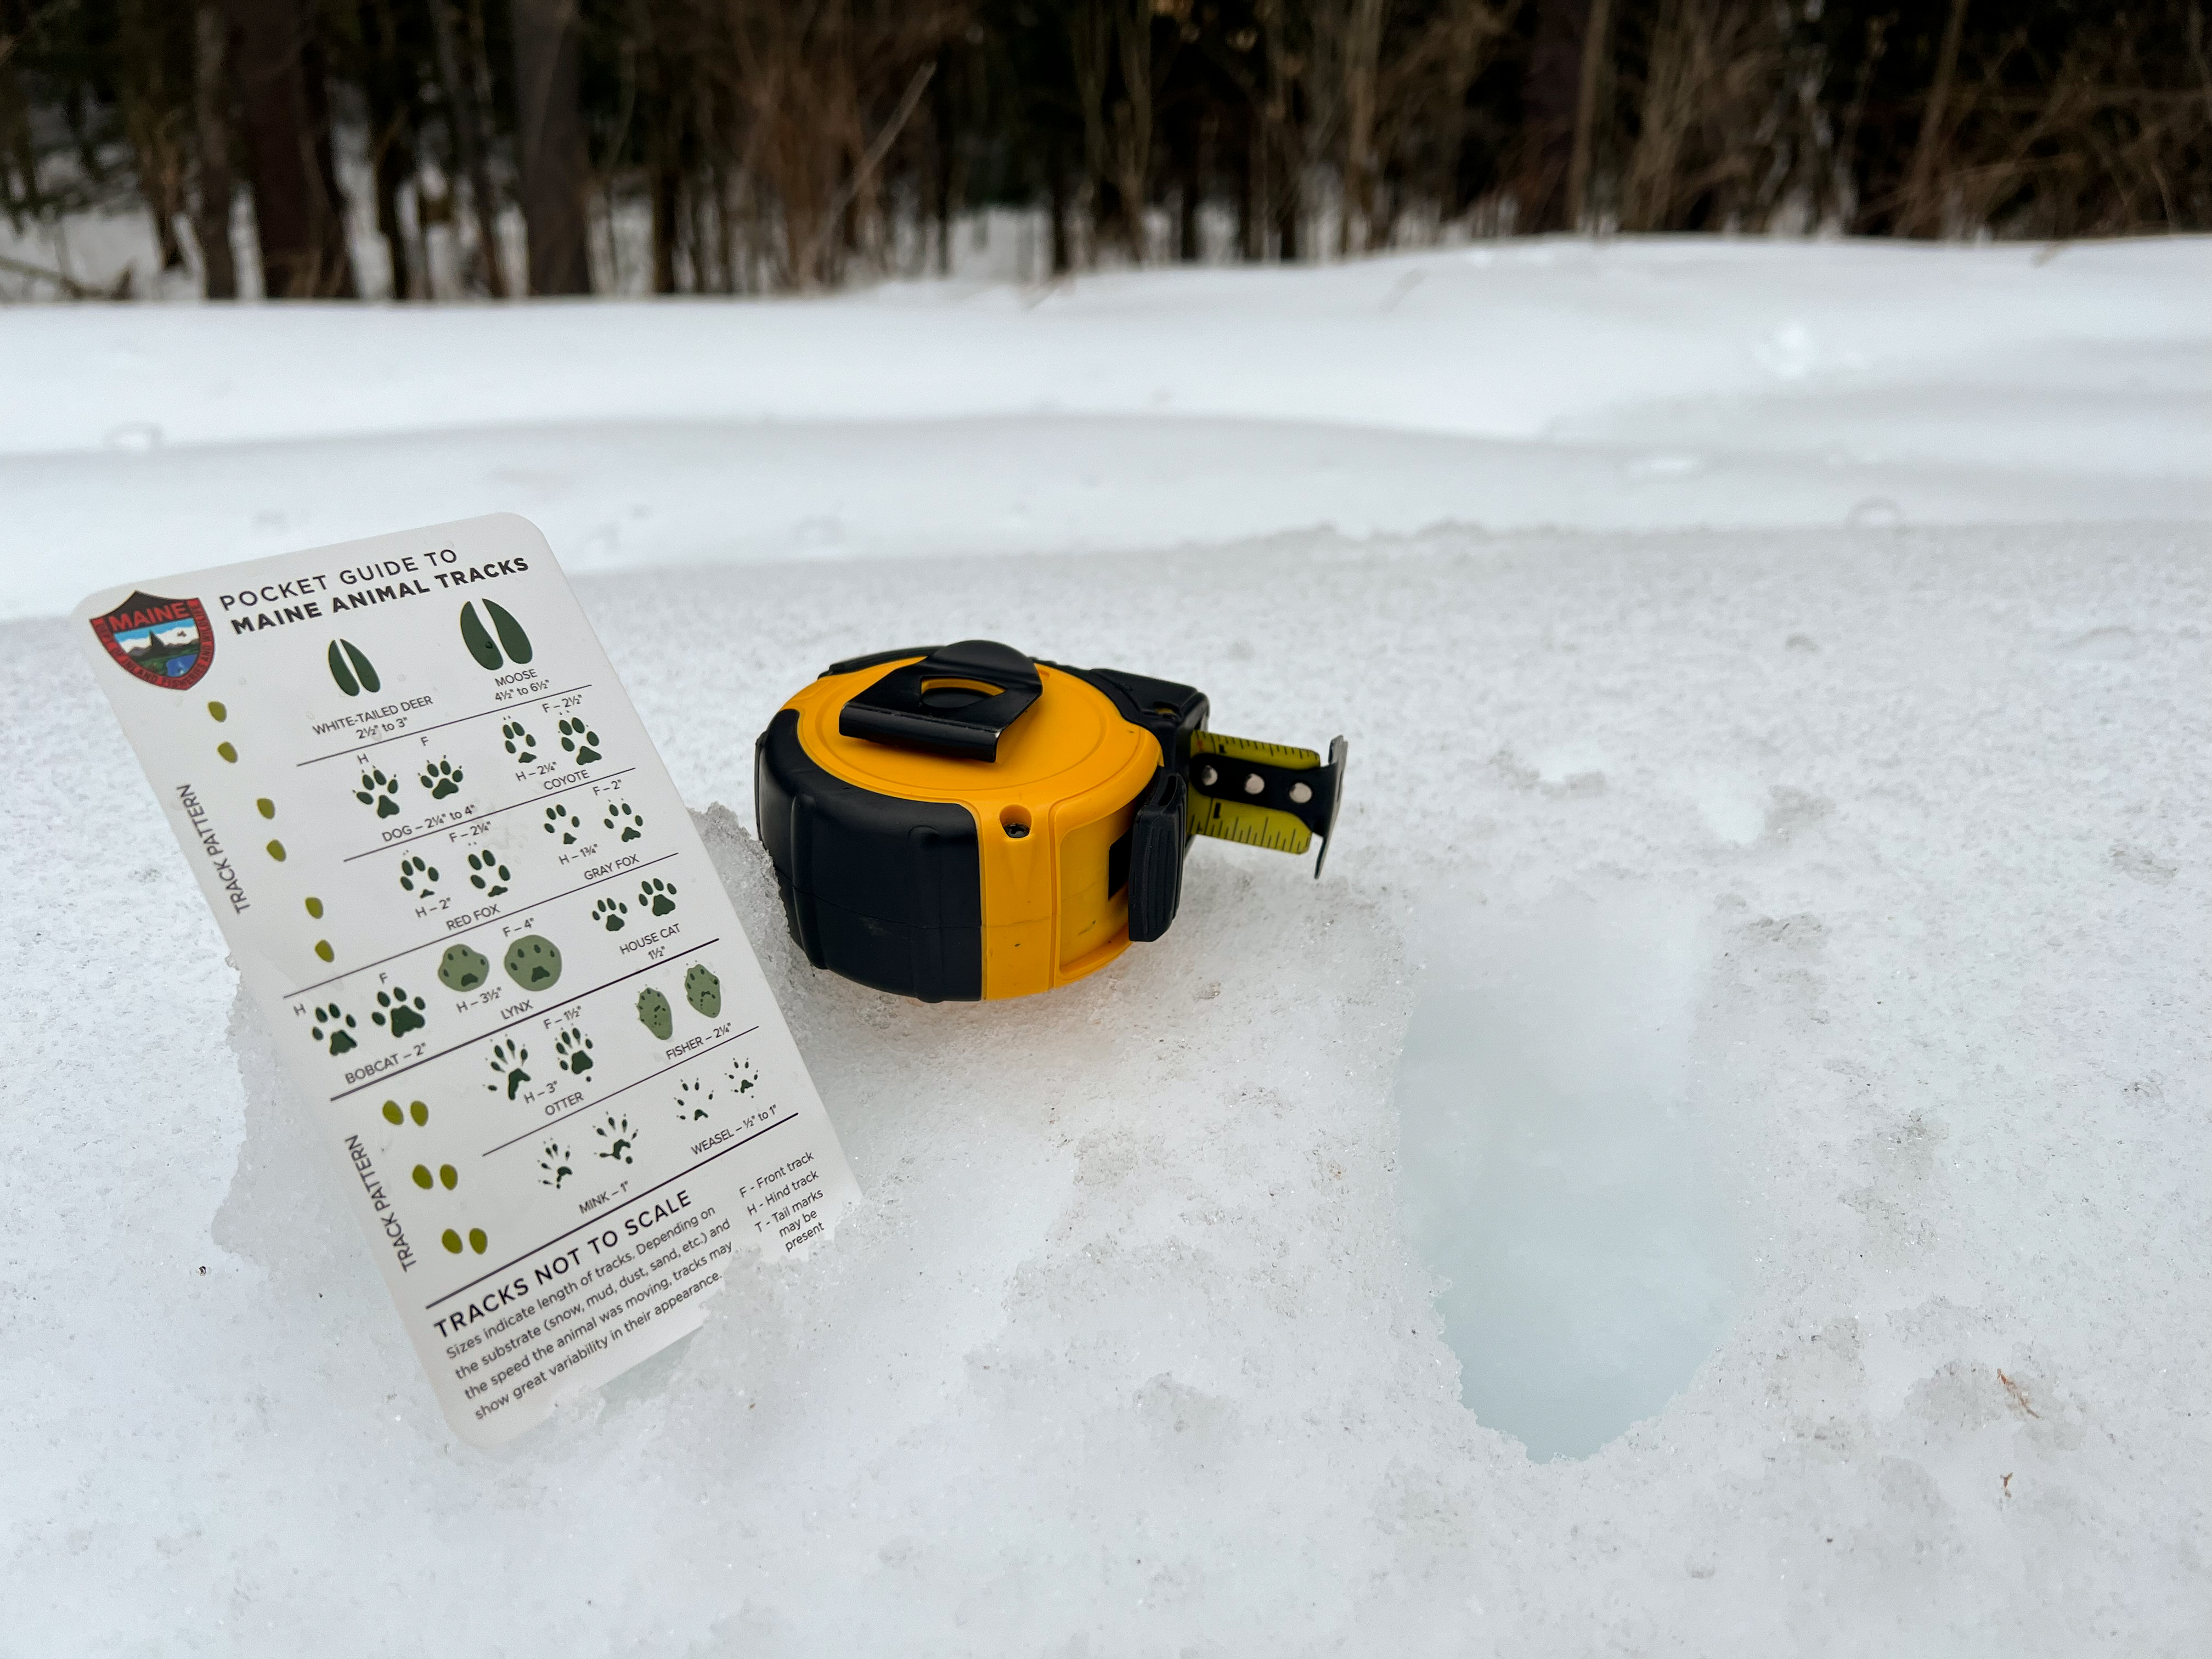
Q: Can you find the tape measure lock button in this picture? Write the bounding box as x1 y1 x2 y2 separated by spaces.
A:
756 640 1345 1002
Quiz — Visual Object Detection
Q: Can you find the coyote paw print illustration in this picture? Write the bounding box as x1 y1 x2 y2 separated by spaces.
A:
397 855 438 895
544 803 581 844
420 758 464 799
638 877 677 917
594 1113 636 1165
603 801 644 842
310 1003 357 1054
373 985 427 1039
467 850 509 895
591 895 628 932
676 1076 712 1121
488 1039 530 1099
538 1139 573 1189
555 1026 595 1075
557 718 601 764
354 768 401 817
501 721 538 763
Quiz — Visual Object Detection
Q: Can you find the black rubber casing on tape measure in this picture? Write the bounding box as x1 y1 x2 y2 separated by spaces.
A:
755 645 1207 1003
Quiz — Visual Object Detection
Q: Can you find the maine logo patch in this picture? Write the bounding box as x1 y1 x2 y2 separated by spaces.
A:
91 591 214 689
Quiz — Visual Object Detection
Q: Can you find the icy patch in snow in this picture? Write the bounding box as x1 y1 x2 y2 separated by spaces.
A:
1396 893 1740 1459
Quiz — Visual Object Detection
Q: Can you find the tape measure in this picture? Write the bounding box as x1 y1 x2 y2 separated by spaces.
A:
755 640 1346 1002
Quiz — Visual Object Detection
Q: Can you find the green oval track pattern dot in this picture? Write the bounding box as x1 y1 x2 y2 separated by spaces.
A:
257 798 275 819
304 896 323 918
217 742 237 763
314 940 333 962
206 701 226 721
266 839 286 861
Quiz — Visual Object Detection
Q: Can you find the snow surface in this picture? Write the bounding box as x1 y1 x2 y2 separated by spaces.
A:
3 240 2210 1652
1 236 2206 620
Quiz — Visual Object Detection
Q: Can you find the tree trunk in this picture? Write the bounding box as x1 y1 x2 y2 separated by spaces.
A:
1566 0 1612 229
428 0 508 295
1904 0 1970 237
1114 0 1152 261
359 0 420 299
193 4 240 298
1047 131 1074 275
223 0 355 297
1340 0 1386 255
1519 0 1588 232
512 0 594 295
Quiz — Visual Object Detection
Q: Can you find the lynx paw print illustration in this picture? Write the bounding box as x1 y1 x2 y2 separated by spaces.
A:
310 1003 357 1054
639 877 677 917
501 722 537 763
538 1140 573 1189
603 801 644 842
591 896 628 932
594 1113 636 1165
354 768 401 817
420 758 464 799
555 1027 595 1075
544 803 581 844
373 985 426 1039
397 855 438 895
467 851 509 895
676 1076 712 1121
488 1039 530 1099
557 719 601 764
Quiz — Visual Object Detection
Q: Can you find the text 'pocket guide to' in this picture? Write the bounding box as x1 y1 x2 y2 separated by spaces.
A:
76 513 859 1446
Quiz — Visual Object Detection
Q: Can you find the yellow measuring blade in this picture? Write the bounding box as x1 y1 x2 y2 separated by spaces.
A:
1190 731 1321 770
1187 793 1313 854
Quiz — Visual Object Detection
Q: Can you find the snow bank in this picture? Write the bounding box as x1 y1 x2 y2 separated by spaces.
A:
4 236 2206 616
5 517 2208 1653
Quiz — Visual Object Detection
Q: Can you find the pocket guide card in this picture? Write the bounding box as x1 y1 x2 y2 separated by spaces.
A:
76 513 859 1446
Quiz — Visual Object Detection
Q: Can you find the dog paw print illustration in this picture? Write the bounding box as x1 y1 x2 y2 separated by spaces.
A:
591 895 628 932
603 801 644 842
676 1076 712 1121
310 1003 357 1054
594 1113 636 1165
555 1026 595 1075
488 1039 530 1099
467 850 510 895
538 1139 573 1189
639 877 678 917
544 803 582 844
397 855 438 895
354 768 401 817
684 964 720 1018
637 986 673 1040
557 718 601 764
373 985 427 1039
500 721 538 763
420 758 464 799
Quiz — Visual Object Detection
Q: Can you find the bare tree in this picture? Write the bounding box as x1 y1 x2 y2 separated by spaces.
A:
512 0 594 292
223 0 356 296
193 3 240 297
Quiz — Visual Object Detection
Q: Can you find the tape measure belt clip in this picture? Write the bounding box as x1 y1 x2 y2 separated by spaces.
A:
836 639 1044 760
755 639 1343 1002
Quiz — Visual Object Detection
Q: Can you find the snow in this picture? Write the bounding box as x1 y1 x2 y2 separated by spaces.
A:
4 238 2211 1651
2 236 2207 619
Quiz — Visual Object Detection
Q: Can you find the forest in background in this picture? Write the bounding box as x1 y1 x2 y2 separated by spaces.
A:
2 0 2208 301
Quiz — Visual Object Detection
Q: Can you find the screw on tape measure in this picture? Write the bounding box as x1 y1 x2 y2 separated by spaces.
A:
1186 731 1350 876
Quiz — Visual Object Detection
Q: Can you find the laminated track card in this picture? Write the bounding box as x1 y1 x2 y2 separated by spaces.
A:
76 513 859 1446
